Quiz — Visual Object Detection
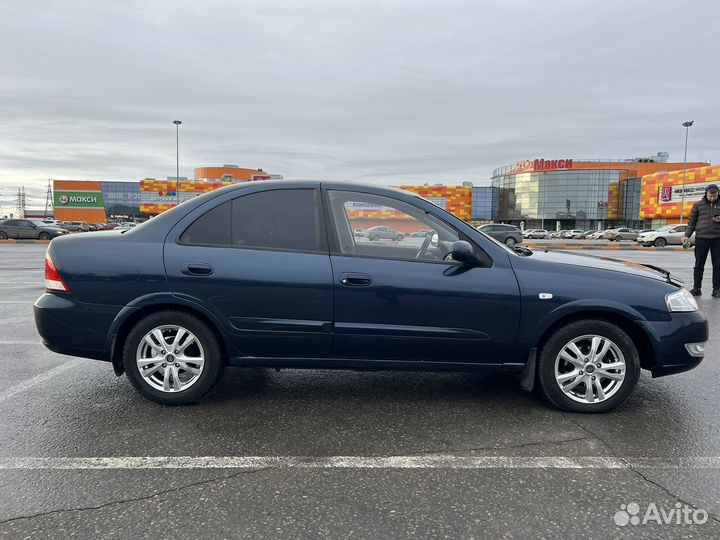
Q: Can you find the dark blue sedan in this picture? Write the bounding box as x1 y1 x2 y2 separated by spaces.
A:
34 181 708 412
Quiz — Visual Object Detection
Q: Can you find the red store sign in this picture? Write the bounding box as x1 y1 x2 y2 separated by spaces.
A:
513 159 573 173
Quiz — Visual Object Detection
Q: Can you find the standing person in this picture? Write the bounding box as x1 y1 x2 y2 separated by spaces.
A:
683 184 720 297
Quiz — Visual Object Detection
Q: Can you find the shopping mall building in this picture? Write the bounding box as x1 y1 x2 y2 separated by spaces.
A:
491 153 709 230
51 165 485 225
49 154 716 229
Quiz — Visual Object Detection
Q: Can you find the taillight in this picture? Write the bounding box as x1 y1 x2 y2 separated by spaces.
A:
45 253 70 292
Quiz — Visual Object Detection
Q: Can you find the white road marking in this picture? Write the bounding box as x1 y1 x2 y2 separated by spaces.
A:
0 360 80 403
0 456 719 470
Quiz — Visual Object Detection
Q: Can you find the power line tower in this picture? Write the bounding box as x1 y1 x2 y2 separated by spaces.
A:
16 186 26 218
44 180 54 217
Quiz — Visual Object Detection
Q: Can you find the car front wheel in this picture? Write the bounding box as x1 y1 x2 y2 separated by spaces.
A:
537 320 640 413
654 238 667 247
505 237 517 247
0 232 7 240
123 311 225 405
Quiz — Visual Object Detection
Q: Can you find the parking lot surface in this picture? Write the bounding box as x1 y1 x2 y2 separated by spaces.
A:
1 244 720 538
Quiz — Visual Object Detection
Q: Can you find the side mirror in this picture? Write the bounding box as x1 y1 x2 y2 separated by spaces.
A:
430 233 439 247
451 240 479 265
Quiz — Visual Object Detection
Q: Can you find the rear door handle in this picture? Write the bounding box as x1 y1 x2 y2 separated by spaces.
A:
340 273 372 286
183 263 214 276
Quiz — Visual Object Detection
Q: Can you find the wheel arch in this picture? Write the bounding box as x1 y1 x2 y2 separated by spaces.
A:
109 295 231 376
534 310 655 373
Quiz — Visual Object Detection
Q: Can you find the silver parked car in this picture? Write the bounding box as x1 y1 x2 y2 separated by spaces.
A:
524 229 548 239
604 228 639 242
637 224 695 247
366 226 404 241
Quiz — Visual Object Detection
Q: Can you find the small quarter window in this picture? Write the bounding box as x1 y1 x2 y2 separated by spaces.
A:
179 202 231 246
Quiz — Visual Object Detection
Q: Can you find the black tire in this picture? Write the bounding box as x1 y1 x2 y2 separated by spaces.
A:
614 236 622 242
537 319 640 413
505 237 517 247
0 232 6 240
395 235 404 241
39 232 50 240
123 311 225 405
654 238 667 248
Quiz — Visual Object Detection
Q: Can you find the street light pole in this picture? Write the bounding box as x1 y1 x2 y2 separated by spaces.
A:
680 120 694 222
173 120 182 206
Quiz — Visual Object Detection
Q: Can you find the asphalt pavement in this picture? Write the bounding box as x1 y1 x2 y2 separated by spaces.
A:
1 244 720 539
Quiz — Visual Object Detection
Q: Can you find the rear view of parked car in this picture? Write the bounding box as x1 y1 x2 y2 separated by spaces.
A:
476 224 524 246
0 219 69 240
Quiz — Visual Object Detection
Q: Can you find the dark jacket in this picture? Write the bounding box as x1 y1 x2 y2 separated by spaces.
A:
686 184 720 239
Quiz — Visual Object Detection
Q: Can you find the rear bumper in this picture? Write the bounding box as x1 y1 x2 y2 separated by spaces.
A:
642 312 709 378
34 293 120 362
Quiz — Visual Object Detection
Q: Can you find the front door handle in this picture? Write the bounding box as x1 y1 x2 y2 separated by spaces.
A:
183 263 214 276
340 272 372 286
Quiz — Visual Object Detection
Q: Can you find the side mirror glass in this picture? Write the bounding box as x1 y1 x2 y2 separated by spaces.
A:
451 240 477 265
430 233 439 247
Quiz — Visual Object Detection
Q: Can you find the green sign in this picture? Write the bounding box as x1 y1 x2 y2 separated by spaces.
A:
54 191 105 209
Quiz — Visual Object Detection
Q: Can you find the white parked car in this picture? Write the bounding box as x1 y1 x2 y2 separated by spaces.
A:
637 224 695 247
563 230 584 239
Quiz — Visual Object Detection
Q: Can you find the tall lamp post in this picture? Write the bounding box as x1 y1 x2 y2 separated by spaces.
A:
173 120 182 205
680 120 694 222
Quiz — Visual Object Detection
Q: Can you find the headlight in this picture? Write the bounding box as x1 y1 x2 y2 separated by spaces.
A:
665 288 698 312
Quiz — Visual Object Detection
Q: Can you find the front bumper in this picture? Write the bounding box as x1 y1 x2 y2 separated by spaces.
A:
34 293 121 362
641 311 709 377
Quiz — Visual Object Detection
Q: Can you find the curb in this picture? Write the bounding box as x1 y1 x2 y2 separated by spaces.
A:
524 242 690 251
0 240 51 244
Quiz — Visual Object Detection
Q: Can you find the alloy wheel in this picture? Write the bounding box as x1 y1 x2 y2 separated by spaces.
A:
136 325 205 393
554 334 626 404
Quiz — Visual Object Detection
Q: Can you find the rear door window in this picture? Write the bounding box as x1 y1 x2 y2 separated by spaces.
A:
231 189 322 253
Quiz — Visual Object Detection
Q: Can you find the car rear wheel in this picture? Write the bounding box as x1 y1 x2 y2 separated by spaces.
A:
537 320 640 413
0 232 6 240
614 236 622 242
505 237 516 247
123 311 224 405
654 238 667 247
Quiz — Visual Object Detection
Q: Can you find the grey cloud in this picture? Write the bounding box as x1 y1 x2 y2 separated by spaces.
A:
0 0 718 208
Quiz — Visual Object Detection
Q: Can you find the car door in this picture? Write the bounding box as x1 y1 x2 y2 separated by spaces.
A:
19 221 37 239
3 220 21 239
669 225 687 244
164 185 334 358
325 188 520 364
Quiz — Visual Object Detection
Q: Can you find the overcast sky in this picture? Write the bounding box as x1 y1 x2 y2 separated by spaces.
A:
1 0 718 209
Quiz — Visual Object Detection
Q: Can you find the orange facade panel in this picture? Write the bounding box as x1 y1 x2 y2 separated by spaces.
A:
194 167 270 181
396 186 472 221
641 164 720 221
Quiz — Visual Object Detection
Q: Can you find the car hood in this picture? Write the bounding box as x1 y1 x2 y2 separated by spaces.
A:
526 250 679 284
